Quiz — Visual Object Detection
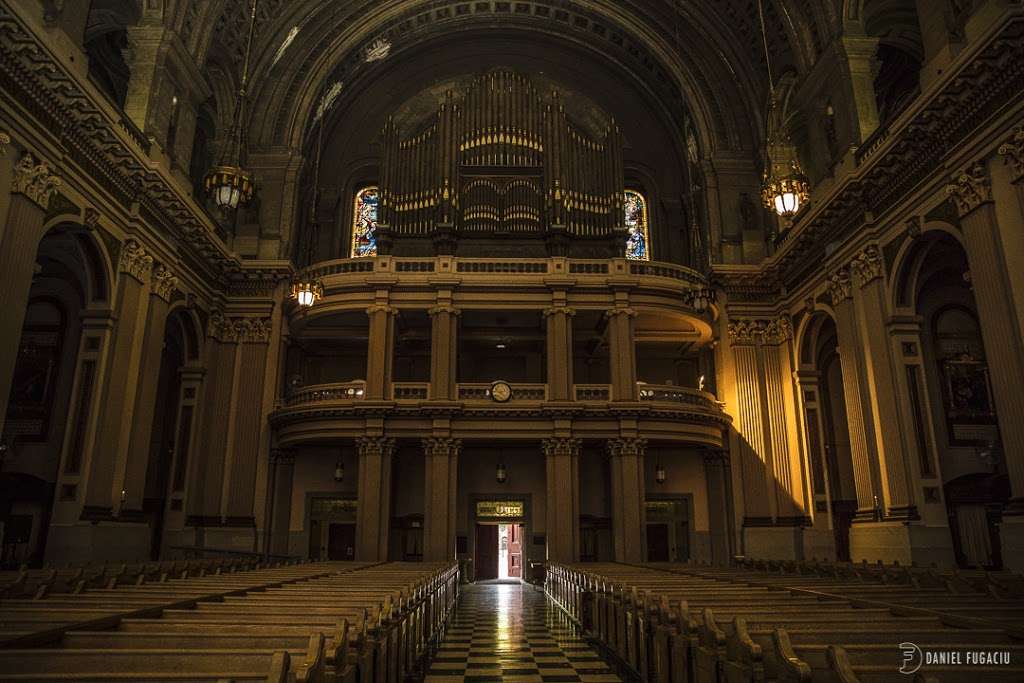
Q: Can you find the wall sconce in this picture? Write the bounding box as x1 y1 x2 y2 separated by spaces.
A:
496 461 507 484
655 463 667 485
334 458 345 483
120 489 127 504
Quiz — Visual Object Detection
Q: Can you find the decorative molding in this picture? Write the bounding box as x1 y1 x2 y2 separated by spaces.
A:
0 130 10 154
828 268 852 304
83 207 100 231
905 215 922 240
998 125 1024 180
603 307 637 319
850 245 884 287
542 437 582 457
356 436 396 458
606 437 647 457
763 316 793 344
427 305 461 316
207 310 272 343
118 239 154 282
365 304 398 316
543 306 576 317
946 163 993 217
11 152 61 209
150 264 179 302
421 437 461 457
727 316 791 345
269 448 294 466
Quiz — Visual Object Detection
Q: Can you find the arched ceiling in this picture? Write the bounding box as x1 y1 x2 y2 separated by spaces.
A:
178 0 842 157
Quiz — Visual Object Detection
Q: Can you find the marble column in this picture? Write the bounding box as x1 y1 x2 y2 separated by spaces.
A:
606 308 637 401
607 437 646 562
544 437 581 562
850 246 917 517
0 152 60 431
356 436 395 561
429 304 459 400
268 449 295 556
422 437 460 561
544 306 574 401
122 265 179 511
366 304 396 399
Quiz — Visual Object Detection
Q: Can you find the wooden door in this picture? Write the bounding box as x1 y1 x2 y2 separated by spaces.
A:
646 523 670 562
328 523 356 561
507 524 522 578
475 524 499 580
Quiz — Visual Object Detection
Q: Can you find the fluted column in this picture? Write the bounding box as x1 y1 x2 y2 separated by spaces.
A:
88 240 154 517
947 163 1024 513
422 437 460 561
366 304 396 399
704 449 733 565
607 437 646 562
544 437 581 562
356 436 395 561
996 127 1024 347
429 304 459 400
0 152 61 431
545 307 575 401
828 269 881 520
268 449 296 556
850 246 917 517
122 265 179 511
606 307 637 400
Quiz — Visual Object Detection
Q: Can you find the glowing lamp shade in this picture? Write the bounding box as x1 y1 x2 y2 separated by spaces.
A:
655 463 667 484
290 279 324 308
204 166 254 209
762 170 810 219
333 459 345 483
496 462 507 484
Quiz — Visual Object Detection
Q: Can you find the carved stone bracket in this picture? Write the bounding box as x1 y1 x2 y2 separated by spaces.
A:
606 437 646 457
207 310 272 343
850 245 884 288
356 436 396 458
422 437 462 457
998 125 1024 181
118 239 154 282
542 437 582 457
12 152 61 209
828 267 853 304
946 163 992 217
150 264 179 302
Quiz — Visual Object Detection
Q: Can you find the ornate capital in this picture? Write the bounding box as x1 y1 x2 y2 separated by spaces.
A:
118 239 154 282
850 245 884 287
606 437 646 458
828 268 852 304
542 437 582 457
356 436 396 458
269 448 294 466
946 163 992 217
366 304 397 316
207 311 272 343
150 265 179 302
604 307 637 319
12 152 61 209
703 449 730 467
998 125 1024 180
0 131 10 155
763 316 793 345
428 305 461 316
544 306 576 318
422 437 462 457
727 319 764 345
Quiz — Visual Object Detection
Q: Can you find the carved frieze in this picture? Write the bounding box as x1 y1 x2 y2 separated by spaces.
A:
728 316 792 345
542 437 582 457
12 152 61 209
850 245 884 287
604 307 637 319
118 239 154 282
946 163 992 217
727 319 764 345
150 265 179 302
763 316 793 344
828 268 853 304
998 125 1024 180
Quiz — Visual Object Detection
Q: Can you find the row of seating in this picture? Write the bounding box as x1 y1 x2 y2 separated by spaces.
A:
0 556 286 598
0 561 460 682
546 562 1024 683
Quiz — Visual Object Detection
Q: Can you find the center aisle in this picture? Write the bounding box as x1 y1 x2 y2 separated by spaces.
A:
425 582 622 682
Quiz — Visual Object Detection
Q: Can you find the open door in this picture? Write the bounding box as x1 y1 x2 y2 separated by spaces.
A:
646 523 670 562
328 523 356 561
475 524 499 580
507 523 522 578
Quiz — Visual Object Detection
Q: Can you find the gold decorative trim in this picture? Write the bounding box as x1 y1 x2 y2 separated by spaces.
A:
727 316 792 345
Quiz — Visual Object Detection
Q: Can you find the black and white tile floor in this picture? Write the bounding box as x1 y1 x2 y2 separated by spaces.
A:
425 583 622 682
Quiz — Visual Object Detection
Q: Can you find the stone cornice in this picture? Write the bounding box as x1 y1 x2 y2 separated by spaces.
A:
11 152 61 209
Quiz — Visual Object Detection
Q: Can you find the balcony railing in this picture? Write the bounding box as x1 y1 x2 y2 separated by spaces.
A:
637 384 721 410
392 382 430 400
573 384 612 401
284 381 366 406
456 383 548 401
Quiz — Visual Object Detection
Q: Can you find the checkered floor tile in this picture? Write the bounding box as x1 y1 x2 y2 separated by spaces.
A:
425 583 622 682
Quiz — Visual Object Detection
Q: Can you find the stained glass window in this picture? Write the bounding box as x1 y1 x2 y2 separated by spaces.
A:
624 189 650 261
351 186 379 258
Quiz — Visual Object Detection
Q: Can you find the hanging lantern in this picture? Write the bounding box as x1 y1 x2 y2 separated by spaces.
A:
290 278 323 307
496 461 508 484
762 161 810 218
333 458 345 483
205 165 255 209
655 463 667 485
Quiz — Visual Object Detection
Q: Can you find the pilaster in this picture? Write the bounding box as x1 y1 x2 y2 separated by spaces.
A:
422 437 460 561
543 437 581 562
429 303 459 401
366 304 397 400
607 437 646 562
356 436 395 561
544 306 575 401
605 307 637 400
268 449 296 556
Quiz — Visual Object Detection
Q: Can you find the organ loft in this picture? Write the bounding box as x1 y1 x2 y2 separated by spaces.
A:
1 1 1024 681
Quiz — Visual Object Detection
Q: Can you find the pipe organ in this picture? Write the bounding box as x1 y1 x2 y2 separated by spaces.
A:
378 70 625 251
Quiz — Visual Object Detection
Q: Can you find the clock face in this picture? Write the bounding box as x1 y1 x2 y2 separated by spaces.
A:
491 381 512 402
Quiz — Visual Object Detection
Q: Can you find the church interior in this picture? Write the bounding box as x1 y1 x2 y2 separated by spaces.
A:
1 0 1024 681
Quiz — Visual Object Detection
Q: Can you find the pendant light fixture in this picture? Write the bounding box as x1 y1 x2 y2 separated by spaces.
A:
496 461 508 484
204 0 259 209
655 462 667 485
757 0 809 219
333 455 345 483
290 277 323 307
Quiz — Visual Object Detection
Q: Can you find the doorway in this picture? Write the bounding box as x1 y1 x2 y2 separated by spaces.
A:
327 523 356 561
475 522 524 580
645 497 691 562
646 523 670 562
307 495 357 560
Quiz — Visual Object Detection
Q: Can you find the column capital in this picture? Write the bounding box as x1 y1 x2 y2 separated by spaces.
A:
366 304 398 316
763 316 792 345
604 307 637 319
356 436 396 457
946 162 992 217
542 437 582 457
998 125 1024 181
150 264 179 302
828 267 853 304
702 448 730 466
421 437 461 457
544 306 576 317
118 239 154 282
12 152 61 209
269 448 295 466
428 304 461 316
850 244 884 288
727 317 791 345
606 437 647 457
0 131 10 155
207 311 272 343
